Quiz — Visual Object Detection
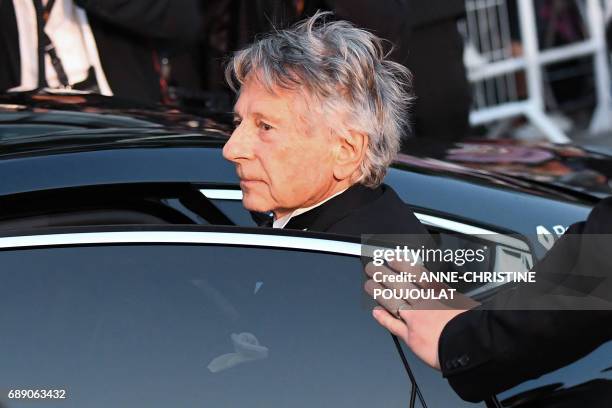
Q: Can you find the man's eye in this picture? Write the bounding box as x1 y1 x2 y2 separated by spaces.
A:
232 119 242 128
259 122 273 131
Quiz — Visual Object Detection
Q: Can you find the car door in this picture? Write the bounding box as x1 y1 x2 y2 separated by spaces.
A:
0 228 486 408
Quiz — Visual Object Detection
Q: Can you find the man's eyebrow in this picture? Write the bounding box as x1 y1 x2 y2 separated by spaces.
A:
251 111 282 124
232 109 283 124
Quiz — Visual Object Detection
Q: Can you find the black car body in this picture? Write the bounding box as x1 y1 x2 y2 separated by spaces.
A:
0 93 610 408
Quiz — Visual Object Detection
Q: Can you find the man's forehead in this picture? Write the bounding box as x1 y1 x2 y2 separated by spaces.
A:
234 76 308 120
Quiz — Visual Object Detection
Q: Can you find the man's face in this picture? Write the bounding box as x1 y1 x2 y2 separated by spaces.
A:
223 75 339 218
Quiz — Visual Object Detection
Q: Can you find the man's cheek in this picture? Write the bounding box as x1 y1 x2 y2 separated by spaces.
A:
266 170 291 201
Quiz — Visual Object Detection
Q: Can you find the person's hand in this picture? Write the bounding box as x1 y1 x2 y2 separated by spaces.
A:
364 260 479 370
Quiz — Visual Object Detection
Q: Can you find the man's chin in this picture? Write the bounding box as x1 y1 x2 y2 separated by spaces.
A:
241 194 273 214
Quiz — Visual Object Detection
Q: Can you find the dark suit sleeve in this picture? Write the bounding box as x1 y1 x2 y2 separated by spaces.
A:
75 0 201 41
438 197 612 402
439 312 612 401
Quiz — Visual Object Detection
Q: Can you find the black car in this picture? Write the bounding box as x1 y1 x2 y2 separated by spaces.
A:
0 93 610 408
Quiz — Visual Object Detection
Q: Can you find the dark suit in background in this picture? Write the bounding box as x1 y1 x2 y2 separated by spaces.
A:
201 0 471 142
403 0 470 142
439 197 612 402
332 0 470 142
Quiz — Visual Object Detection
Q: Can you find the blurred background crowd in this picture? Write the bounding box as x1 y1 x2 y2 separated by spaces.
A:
2 0 612 148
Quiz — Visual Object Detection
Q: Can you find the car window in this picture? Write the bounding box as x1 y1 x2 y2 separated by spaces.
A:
425 227 533 299
0 185 237 232
0 243 486 407
209 198 259 226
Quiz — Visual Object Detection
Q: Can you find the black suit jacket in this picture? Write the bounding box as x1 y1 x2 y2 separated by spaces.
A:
438 197 612 402
282 183 429 236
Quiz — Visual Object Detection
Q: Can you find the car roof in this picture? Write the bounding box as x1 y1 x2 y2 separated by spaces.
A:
0 92 232 130
399 138 612 199
0 91 230 152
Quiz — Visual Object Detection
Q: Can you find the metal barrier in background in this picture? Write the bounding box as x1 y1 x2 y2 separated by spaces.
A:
463 0 612 143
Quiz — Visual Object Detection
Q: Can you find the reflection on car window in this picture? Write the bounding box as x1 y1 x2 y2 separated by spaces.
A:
498 341 612 406
0 244 486 407
210 199 258 226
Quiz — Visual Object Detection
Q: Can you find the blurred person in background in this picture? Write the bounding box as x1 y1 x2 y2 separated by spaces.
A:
200 0 471 142
396 0 471 143
0 0 201 103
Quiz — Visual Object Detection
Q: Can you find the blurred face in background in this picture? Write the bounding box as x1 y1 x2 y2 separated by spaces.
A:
222 73 341 219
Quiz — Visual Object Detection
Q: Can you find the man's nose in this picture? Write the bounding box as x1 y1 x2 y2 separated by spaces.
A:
222 123 253 163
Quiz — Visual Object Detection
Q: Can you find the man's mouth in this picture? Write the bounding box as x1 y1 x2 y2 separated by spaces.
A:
240 179 263 187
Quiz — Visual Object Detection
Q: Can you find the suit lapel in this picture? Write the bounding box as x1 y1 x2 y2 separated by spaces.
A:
284 184 383 232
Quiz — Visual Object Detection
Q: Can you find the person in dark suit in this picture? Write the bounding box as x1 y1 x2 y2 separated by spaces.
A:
0 0 201 103
367 196 612 402
330 0 470 142
401 0 470 142
222 12 427 236
202 0 470 141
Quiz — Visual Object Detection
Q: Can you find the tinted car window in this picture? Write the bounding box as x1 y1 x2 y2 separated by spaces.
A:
0 244 485 407
210 198 259 226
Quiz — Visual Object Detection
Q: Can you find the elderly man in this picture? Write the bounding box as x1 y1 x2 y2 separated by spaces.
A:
223 12 427 236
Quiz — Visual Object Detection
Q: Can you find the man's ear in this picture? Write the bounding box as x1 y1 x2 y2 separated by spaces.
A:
333 130 368 181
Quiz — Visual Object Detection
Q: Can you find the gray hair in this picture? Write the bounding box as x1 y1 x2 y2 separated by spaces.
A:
225 11 413 187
